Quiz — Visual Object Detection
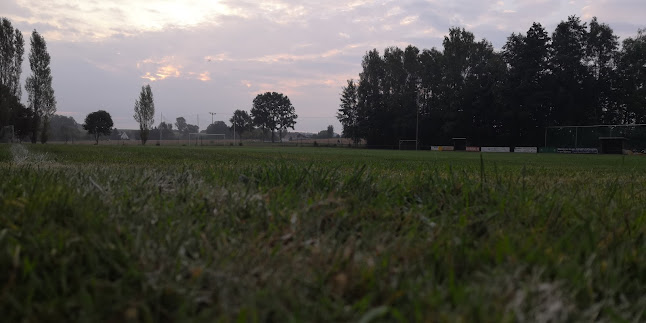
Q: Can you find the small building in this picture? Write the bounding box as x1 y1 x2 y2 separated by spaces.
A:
453 137 467 151
120 132 130 140
599 137 626 154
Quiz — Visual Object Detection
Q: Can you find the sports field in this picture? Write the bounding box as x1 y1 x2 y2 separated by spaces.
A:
1 144 645 321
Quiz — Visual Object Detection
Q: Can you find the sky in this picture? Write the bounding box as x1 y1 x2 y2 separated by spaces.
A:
2 0 645 133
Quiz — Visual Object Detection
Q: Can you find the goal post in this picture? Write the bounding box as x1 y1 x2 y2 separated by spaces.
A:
188 133 226 146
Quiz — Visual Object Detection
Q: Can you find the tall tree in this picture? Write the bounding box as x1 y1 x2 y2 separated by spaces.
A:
25 30 55 143
550 16 592 125
337 79 360 144
326 125 334 138
133 84 155 145
418 48 444 145
382 46 410 145
251 92 297 142
586 17 620 123
274 94 297 141
401 45 422 144
439 28 478 141
502 22 552 146
617 29 646 124
229 109 253 139
175 117 189 138
437 28 505 146
251 94 272 140
83 110 113 144
357 49 385 145
0 18 24 99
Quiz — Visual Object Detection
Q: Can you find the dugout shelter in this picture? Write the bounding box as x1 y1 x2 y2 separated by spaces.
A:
599 137 626 154
452 137 466 151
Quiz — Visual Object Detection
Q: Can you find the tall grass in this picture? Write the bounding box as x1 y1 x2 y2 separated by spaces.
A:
1 144 645 321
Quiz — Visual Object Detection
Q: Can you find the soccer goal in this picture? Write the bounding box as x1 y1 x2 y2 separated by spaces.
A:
399 139 418 150
188 133 226 146
0 125 14 143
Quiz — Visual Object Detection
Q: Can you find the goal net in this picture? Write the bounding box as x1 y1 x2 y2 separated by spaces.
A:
398 139 418 150
0 125 14 143
188 133 226 146
545 124 646 153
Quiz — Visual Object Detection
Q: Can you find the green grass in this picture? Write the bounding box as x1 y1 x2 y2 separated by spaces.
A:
1 143 645 322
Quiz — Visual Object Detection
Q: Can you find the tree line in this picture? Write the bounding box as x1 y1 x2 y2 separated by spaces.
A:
0 15 299 144
337 16 646 147
131 88 298 144
0 17 56 143
37 87 299 145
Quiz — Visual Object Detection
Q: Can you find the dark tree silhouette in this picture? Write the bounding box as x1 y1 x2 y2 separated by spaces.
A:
25 30 55 143
229 109 254 139
341 16 640 148
83 110 113 144
251 92 297 142
133 84 154 145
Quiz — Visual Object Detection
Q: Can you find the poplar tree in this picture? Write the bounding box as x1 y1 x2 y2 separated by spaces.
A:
0 17 24 98
25 30 55 143
133 84 155 145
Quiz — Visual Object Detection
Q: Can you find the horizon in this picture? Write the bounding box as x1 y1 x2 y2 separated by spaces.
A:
3 0 646 133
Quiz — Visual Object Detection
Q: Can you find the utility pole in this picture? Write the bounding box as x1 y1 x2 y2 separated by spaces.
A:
233 113 237 146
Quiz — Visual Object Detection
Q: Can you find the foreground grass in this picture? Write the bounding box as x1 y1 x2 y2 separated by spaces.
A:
1 144 645 322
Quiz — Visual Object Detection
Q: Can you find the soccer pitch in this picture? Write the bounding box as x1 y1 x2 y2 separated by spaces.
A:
1 144 645 321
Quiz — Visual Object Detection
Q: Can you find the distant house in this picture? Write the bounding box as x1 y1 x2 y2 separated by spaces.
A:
120 131 130 140
283 132 312 141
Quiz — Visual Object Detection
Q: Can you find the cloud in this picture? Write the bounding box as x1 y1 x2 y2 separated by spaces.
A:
582 0 646 28
11 0 235 40
2 0 32 17
198 71 211 82
400 16 418 25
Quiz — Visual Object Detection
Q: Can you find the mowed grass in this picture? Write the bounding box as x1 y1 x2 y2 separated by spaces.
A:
1 143 645 322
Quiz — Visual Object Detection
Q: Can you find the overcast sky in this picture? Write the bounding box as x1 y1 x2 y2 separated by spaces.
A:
2 0 645 132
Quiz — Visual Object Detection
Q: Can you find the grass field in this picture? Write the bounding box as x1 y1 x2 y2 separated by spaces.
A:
1 144 645 322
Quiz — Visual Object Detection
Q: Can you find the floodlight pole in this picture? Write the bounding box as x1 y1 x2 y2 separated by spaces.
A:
416 103 419 151
209 112 216 125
